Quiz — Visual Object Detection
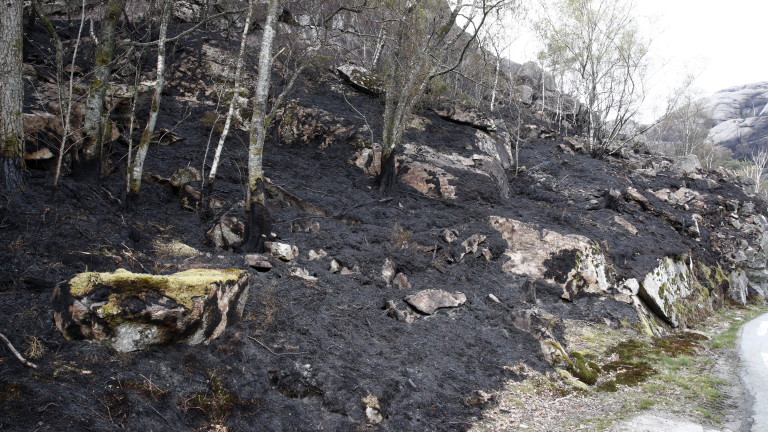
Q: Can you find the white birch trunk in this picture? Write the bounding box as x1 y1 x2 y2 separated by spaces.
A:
126 0 171 204
247 0 281 208
204 0 255 188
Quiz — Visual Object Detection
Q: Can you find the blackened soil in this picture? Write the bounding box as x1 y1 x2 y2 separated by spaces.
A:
1 20 760 432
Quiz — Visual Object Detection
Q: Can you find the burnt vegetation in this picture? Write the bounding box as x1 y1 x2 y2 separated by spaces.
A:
0 1 766 431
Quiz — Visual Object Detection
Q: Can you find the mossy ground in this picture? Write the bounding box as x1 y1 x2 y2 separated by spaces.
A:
470 304 768 432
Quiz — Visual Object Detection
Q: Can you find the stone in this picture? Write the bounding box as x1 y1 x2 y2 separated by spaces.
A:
340 265 359 275
362 394 383 424
308 249 327 261
440 228 459 243
53 268 251 352
384 300 418 324
336 64 384 96
730 270 749 305
290 267 318 282
393 273 411 290
404 289 467 315
742 201 756 216
153 239 200 258
514 85 534 105
244 254 272 272
267 242 298 261
382 258 396 284
169 166 201 188
490 216 610 298
460 234 487 260
330 259 341 273
205 217 244 251
613 216 638 235
433 102 496 131
670 154 702 173
637 258 695 327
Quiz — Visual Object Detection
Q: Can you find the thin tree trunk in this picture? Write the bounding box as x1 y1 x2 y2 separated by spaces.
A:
75 0 126 183
0 1 25 192
242 0 281 253
202 0 255 218
125 0 171 209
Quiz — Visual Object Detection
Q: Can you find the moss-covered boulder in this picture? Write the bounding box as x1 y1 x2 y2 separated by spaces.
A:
53 268 251 352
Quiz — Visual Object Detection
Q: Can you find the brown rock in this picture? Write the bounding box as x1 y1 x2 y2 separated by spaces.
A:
393 273 411 290
404 289 467 315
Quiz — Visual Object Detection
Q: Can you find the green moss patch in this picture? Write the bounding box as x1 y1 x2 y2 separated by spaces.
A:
69 268 245 314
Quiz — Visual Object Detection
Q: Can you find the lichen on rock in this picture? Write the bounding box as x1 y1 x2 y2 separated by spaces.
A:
54 268 251 352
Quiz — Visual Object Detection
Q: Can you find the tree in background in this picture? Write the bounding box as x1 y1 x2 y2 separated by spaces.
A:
377 0 513 196
536 0 650 156
0 1 25 192
646 81 710 157
740 149 768 195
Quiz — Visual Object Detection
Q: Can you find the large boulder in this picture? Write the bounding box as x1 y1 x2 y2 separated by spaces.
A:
489 216 610 300
432 102 496 132
636 258 701 327
336 64 385 96
53 268 251 352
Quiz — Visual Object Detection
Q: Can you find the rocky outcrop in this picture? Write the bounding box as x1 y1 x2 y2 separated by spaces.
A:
53 269 251 352
706 82 768 157
336 64 385 97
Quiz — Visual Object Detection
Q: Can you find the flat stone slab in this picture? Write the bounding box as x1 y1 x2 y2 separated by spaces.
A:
53 268 251 352
404 289 467 314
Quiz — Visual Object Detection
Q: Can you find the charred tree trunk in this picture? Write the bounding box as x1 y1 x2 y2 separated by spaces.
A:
74 0 125 183
242 0 281 253
126 0 171 210
241 179 272 252
0 0 25 192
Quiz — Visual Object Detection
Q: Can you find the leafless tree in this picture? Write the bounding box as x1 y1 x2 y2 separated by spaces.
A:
536 0 650 157
377 0 514 196
740 149 768 195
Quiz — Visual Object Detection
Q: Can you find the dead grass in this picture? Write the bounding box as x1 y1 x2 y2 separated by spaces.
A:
470 304 768 432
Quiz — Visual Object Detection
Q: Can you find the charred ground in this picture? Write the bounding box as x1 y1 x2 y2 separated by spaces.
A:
0 18 763 432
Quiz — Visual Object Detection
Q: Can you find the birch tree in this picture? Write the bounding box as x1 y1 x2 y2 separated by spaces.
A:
0 0 25 191
75 0 126 182
125 0 172 208
536 0 650 157
242 0 282 252
378 0 512 196
201 0 255 217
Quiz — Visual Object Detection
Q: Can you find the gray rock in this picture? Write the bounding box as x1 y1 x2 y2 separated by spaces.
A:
730 270 749 305
393 273 411 290
267 242 299 261
433 103 496 131
670 154 701 174
336 64 384 96
404 289 467 314
205 217 244 251
244 254 272 272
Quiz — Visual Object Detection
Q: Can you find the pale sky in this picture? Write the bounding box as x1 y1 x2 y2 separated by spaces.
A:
503 1 768 120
